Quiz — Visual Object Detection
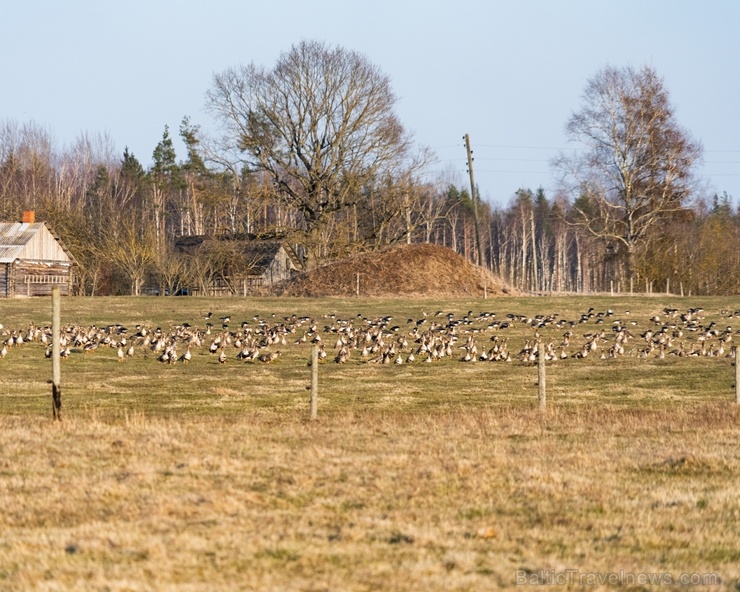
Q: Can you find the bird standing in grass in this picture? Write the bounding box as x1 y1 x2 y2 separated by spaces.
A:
179 345 192 364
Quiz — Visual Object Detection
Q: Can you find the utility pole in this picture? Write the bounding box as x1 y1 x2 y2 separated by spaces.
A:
464 133 484 267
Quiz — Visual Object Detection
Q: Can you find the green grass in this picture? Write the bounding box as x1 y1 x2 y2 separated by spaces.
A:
1 294 737 419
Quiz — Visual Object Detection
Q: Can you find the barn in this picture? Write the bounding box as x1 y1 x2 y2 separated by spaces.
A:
0 212 76 298
175 234 300 296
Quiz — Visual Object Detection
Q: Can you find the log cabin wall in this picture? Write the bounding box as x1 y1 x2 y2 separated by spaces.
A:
0 263 9 298
11 261 73 297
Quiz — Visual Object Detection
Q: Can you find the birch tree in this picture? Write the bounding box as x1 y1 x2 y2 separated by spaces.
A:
555 65 702 282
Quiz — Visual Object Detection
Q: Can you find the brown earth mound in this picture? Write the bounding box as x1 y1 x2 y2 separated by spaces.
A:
280 243 516 298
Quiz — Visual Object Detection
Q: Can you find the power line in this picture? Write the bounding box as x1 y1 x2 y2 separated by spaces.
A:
434 143 740 154
437 157 551 163
477 169 552 175
474 144 567 150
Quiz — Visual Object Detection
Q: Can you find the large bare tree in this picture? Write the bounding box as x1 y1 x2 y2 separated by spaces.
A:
206 40 419 267
554 65 702 281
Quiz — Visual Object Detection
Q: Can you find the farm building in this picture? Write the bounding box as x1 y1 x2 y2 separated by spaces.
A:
0 212 76 298
175 234 300 296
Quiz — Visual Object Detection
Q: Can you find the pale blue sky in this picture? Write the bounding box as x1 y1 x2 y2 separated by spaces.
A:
1 0 738 207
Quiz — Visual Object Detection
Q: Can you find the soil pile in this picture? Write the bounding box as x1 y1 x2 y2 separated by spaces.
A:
281 243 515 297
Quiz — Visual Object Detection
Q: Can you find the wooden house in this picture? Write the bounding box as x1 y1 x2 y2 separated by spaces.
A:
175 234 300 296
0 212 76 297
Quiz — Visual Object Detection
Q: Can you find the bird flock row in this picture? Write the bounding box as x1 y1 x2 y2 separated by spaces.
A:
1 306 738 367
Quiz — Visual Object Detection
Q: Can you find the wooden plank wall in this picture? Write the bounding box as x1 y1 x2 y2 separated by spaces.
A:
0 263 8 298
21 225 72 262
5 261 72 297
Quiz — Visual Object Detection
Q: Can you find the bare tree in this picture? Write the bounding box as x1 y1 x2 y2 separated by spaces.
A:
104 209 157 296
0 119 56 213
206 40 422 268
554 65 702 282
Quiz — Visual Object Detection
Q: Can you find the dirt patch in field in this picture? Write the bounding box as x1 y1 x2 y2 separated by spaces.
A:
280 243 516 298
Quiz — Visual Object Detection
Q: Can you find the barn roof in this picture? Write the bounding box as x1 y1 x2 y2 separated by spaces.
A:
0 222 75 264
174 235 299 275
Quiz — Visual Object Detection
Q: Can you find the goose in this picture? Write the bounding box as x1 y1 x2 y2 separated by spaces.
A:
179 346 192 363
334 347 349 364
236 344 251 360
258 351 280 363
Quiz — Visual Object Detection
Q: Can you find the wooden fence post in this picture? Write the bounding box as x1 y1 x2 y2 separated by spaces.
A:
538 342 546 411
51 286 62 421
310 345 319 420
735 346 739 405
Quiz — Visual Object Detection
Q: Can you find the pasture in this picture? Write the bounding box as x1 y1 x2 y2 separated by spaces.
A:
0 295 739 590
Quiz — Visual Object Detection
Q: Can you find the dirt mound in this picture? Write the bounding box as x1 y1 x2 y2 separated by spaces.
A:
281 243 515 298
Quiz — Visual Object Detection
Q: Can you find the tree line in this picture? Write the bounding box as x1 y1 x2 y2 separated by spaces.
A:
0 42 737 296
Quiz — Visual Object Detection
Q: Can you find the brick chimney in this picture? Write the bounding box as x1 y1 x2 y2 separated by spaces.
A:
22 210 35 224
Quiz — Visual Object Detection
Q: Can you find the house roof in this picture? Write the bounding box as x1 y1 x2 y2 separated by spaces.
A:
174 235 299 276
0 222 75 264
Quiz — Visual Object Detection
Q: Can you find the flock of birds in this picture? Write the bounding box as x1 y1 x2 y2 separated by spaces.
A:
0 305 738 368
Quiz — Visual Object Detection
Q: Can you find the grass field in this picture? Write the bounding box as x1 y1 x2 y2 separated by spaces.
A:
1 295 739 590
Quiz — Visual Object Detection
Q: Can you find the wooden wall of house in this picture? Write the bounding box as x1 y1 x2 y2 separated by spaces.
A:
21 225 73 262
0 263 8 298
2 260 73 297
264 247 294 285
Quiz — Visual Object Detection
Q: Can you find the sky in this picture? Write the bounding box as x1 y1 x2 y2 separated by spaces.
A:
1 0 738 208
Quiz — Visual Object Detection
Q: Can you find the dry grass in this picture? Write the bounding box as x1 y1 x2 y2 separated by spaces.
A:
1 294 739 589
0 407 738 591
